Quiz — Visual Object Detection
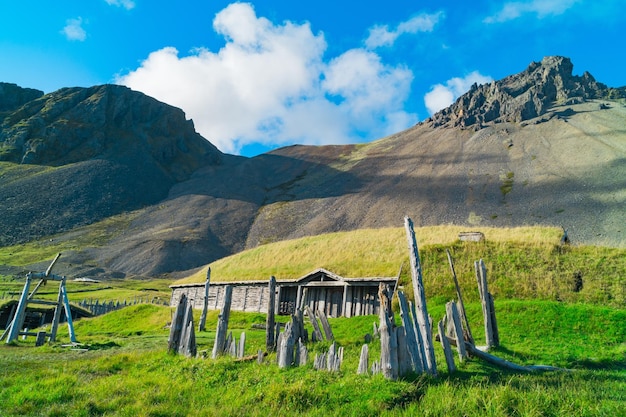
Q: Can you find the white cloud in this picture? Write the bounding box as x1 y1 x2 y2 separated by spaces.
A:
424 71 492 115
105 0 136 10
484 0 581 23
117 3 417 154
365 11 443 49
62 17 86 42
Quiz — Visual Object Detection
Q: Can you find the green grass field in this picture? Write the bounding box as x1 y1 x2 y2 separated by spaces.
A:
1 226 625 416
0 301 624 416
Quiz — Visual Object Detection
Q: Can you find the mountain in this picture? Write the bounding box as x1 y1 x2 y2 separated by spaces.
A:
0 83 221 247
0 56 624 279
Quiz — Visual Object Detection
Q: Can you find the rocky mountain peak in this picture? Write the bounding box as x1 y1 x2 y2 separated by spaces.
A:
427 56 623 129
0 82 44 113
0 84 221 181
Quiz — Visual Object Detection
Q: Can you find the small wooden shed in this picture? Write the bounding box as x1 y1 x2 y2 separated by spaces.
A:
169 268 396 318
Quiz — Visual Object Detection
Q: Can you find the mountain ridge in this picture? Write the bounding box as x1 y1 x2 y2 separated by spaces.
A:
0 56 624 279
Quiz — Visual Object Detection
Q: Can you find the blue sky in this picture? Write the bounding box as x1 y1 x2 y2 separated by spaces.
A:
1 0 625 156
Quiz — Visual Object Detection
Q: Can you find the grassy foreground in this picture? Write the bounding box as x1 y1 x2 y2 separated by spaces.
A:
1 300 624 417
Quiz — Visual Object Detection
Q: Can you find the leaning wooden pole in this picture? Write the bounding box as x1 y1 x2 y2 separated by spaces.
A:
404 216 437 376
446 249 474 345
266 276 277 352
198 268 211 332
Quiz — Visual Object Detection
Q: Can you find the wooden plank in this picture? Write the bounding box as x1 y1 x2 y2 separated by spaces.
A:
446 301 467 361
238 332 246 359
438 319 456 373
446 249 474 344
404 216 437 376
357 344 369 375
198 268 211 332
277 321 295 368
266 276 276 352
305 306 323 342
168 294 187 353
396 326 412 377
378 283 398 380
397 290 423 373
317 309 334 341
475 259 495 348
345 286 353 318
212 285 233 358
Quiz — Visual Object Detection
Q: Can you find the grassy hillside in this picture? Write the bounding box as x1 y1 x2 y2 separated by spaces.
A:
175 226 626 307
0 301 624 416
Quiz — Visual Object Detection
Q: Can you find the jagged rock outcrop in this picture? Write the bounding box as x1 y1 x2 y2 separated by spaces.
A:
0 83 44 113
427 56 625 129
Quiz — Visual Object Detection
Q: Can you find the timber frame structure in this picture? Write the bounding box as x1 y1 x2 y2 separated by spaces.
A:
170 268 397 318
1 254 77 344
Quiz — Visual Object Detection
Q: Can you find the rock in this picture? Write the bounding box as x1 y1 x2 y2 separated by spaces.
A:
0 84 221 180
0 82 44 113
427 56 613 129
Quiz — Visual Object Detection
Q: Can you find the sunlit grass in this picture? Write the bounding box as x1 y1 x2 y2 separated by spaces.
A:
0 302 624 416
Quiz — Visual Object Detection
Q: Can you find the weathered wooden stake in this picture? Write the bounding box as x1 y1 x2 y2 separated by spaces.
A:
266 276 276 352
378 283 398 380
438 319 456 373
277 321 295 368
317 309 334 341
238 332 246 359
212 285 233 359
358 344 369 375
396 326 412 376
475 259 499 348
404 216 437 376
446 249 474 344
305 306 324 342
296 338 308 366
446 301 467 361
397 290 424 373
198 268 211 332
168 294 187 353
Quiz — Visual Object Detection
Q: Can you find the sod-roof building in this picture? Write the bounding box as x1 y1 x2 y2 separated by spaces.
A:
169 268 396 318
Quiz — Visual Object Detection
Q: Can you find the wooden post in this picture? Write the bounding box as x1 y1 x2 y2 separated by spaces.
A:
404 216 437 376
212 285 233 359
168 294 187 353
446 301 467 361
305 306 324 342
60 278 77 343
397 290 424 373
489 293 500 347
5 273 32 343
266 276 276 352
198 268 211 332
378 283 398 380
357 344 369 375
396 326 412 376
438 319 456 373
475 259 498 348
296 338 308 366
277 321 295 368
446 249 474 344
48 281 65 342
35 331 46 347
317 309 334 341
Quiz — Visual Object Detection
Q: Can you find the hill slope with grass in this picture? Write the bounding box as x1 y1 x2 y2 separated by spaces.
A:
174 225 626 308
